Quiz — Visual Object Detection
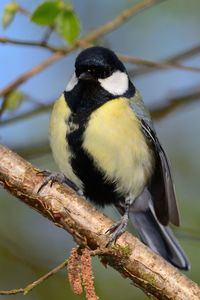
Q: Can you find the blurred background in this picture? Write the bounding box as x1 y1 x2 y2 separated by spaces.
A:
0 0 200 299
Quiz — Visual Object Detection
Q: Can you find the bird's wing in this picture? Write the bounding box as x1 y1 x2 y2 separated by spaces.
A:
129 91 180 226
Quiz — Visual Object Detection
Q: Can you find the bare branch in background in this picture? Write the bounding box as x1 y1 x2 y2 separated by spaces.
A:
0 36 63 52
0 0 166 98
41 27 54 44
0 52 64 98
1 85 199 128
0 103 53 126
130 44 200 77
1 36 199 73
119 53 200 73
150 87 200 120
17 4 30 16
0 144 200 299
15 144 50 160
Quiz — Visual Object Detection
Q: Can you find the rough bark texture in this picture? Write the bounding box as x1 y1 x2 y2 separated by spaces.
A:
0 144 200 299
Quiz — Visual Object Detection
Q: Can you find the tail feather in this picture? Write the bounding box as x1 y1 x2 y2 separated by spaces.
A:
115 190 190 270
129 204 190 270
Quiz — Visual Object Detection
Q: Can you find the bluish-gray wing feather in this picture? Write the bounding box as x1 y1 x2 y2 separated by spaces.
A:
129 92 180 226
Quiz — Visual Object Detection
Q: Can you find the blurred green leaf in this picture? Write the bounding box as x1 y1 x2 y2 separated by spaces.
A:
55 10 80 44
2 1 20 29
4 90 24 111
31 1 61 26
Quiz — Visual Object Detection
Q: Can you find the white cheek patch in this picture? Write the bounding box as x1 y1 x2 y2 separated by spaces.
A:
65 73 78 91
98 71 128 95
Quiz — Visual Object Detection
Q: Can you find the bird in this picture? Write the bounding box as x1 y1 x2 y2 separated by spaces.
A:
39 46 190 270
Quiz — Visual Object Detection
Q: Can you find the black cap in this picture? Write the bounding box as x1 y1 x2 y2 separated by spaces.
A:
75 46 126 73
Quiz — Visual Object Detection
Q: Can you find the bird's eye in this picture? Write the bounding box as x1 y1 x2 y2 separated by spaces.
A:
100 68 111 78
103 70 110 77
76 66 112 79
88 69 95 74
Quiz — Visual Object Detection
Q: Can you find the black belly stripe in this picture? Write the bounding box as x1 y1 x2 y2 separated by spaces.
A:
64 80 135 206
66 121 123 206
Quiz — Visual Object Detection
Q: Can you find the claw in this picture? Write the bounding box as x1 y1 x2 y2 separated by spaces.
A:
106 205 129 247
37 170 83 195
37 173 54 193
106 221 128 247
36 170 51 176
105 220 121 235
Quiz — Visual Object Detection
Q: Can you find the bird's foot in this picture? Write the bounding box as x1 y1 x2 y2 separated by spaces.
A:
37 170 83 195
106 212 129 246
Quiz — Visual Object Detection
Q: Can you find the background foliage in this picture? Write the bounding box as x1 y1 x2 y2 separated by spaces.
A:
0 0 200 299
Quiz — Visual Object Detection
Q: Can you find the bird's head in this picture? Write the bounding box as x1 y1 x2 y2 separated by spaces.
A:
66 46 130 96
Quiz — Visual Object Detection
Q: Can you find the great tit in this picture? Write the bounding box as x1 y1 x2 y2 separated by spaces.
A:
40 46 190 270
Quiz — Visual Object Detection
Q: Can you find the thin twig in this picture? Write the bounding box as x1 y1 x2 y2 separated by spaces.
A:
0 259 68 295
0 288 24 295
1 36 199 74
0 36 63 52
23 259 68 295
1 83 200 127
14 144 50 160
0 246 123 296
130 44 200 77
17 5 30 16
0 0 166 98
119 54 200 73
41 27 54 44
165 44 200 62
0 103 53 126
76 0 166 46
150 88 200 120
0 52 64 98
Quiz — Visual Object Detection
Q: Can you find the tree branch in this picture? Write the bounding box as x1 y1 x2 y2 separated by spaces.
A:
0 144 200 299
0 0 165 98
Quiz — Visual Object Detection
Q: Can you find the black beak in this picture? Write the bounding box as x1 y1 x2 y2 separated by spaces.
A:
78 72 95 81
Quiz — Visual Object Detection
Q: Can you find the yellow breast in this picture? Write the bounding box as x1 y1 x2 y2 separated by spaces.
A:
49 95 82 188
83 98 154 197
